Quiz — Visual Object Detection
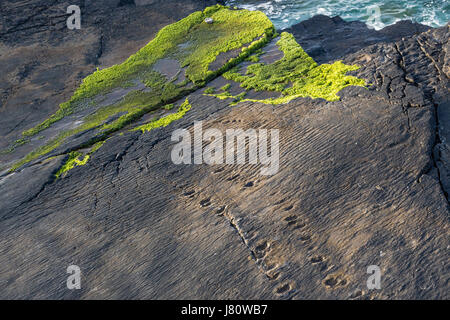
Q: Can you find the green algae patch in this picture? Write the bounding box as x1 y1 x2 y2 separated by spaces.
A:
55 152 90 178
245 49 263 63
205 83 235 100
163 104 175 111
20 5 274 139
204 87 216 94
90 140 106 153
218 32 366 104
178 6 274 84
0 138 28 155
133 99 192 133
10 5 274 171
54 140 106 179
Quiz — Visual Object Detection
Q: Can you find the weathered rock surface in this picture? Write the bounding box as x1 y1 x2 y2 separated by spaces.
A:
0 3 448 299
285 15 431 64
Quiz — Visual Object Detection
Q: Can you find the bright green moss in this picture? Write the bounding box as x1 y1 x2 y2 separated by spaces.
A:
133 99 192 133
246 55 260 63
20 5 273 139
10 5 274 171
204 87 215 94
55 152 90 178
219 32 366 104
178 7 274 84
90 140 105 153
9 73 184 172
10 134 67 172
54 140 106 178
245 49 263 63
0 138 28 155
211 91 233 100
205 82 235 100
21 11 204 138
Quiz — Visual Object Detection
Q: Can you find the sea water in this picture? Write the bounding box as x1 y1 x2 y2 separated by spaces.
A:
225 0 449 30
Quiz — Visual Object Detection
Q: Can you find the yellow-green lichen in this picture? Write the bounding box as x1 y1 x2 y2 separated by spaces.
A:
90 140 106 153
177 6 274 84
163 104 174 110
10 5 274 171
0 138 28 155
20 5 273 139
245 48 263 63
217 32 366 104
133 99 192 133
55 152 90 178
54 140 106 178
204 87 215 94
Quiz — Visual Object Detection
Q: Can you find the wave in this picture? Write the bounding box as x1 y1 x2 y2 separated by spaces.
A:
225 0 449 30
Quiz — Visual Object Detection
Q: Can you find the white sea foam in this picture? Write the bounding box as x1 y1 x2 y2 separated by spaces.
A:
225 0 449 30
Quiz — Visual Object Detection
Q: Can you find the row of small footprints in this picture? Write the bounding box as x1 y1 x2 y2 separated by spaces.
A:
182 171 350 297
192 168 294 296
215 169 296 296
279 201 350 294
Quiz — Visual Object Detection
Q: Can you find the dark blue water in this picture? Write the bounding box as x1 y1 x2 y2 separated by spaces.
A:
225 0 449 30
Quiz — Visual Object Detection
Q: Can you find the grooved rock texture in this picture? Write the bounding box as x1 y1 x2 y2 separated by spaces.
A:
0 3 448 299
285 15 431 64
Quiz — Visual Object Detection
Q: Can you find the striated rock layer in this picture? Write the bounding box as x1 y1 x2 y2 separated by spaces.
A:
0 2 449 299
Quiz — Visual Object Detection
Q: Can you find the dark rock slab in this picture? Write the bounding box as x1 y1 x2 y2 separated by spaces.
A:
285 15 431 64
0 11 448 300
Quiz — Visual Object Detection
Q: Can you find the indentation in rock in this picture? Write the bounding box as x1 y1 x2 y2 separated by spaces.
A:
268 271 280 280
287 220 297 227
284 215 297 222
310 256 324 264
183 190 195 197
275 283 291 295
292 221 306 229
254 241 269 259
244 181 254 188
299 234 311 241
349 289 363 299
216 205 226 215
324 277 338 288
255 241 268 252
283 214 306 229
213 167 224 174
200 198 211 207
323 274 348 289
